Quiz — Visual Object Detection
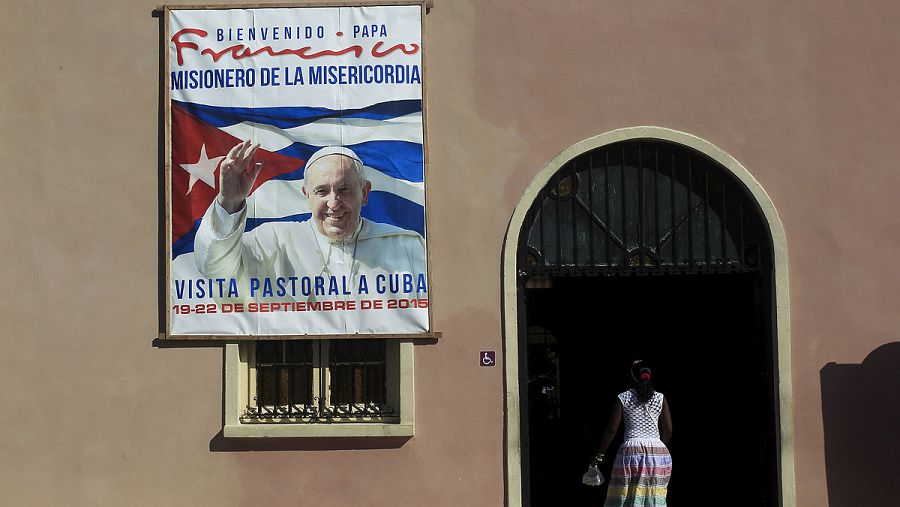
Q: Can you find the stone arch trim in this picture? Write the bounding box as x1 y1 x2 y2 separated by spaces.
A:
501 126 794 506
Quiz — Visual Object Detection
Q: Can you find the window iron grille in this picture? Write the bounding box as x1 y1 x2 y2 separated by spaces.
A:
520 141 770 277
324 339 389 418
244 339 395 422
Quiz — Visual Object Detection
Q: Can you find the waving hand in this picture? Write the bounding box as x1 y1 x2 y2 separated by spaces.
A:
217 139 262 214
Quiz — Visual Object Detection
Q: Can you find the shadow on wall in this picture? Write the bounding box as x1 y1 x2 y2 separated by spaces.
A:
820 342 900 506
209 430 410 452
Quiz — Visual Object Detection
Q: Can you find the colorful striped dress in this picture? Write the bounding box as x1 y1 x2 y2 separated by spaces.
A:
603 390 672 507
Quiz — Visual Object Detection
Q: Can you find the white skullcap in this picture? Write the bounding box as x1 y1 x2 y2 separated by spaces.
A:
305 146 364 169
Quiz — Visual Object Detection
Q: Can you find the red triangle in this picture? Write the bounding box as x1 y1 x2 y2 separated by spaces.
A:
170 103 306 243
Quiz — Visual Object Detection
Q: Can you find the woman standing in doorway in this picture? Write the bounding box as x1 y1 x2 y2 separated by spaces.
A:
594 361 673 506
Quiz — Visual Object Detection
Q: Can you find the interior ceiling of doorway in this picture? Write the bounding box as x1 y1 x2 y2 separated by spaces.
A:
520 141 771 277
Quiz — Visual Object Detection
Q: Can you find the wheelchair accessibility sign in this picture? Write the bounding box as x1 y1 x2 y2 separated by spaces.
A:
480 351 496 367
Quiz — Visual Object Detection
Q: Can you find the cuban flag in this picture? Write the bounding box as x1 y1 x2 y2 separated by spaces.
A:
170 98 425 259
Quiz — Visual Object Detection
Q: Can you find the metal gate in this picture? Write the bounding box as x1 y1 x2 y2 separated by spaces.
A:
519 141 771 278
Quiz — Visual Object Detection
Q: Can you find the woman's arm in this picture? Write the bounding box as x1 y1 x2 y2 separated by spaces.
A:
660 398 673 444
594 399 622 462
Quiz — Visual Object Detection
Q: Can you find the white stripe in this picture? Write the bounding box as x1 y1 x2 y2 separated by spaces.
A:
220 113 423 152
246 167 424 218
363 166 425 206
247 179 309 218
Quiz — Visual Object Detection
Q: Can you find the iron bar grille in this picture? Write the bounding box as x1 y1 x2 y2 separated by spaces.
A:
245 339 395 422
520 141 770 277
324 339 389 417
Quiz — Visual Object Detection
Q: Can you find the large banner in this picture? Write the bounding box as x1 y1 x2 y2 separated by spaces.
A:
165 5 429 337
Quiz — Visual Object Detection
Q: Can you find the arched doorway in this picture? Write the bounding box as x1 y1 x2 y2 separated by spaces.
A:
502 128 795 506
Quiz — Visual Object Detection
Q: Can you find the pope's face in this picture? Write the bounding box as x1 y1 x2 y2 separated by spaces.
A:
302 155 370 240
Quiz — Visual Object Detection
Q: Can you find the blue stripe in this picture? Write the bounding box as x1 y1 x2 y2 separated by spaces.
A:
274 140 423 183
173 99 422 129
245 199 424 238
173 219 200 258
174 215 314 259
244 196 424 238
245 213 311 232
362 191 425 237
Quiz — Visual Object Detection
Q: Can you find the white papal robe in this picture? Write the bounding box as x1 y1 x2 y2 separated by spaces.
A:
191 200 428 334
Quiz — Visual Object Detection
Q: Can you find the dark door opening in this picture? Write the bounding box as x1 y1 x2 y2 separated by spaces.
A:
515 139 779 506
523 273 778 506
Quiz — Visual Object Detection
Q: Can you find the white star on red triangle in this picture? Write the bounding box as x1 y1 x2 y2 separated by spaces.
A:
180 143 224 194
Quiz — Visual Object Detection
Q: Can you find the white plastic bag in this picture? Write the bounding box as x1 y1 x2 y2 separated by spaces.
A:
581 464 605 486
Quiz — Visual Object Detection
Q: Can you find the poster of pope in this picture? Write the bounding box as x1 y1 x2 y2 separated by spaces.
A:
166 4 429 337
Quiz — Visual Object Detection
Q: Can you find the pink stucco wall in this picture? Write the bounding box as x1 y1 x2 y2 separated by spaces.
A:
3 1 900 505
